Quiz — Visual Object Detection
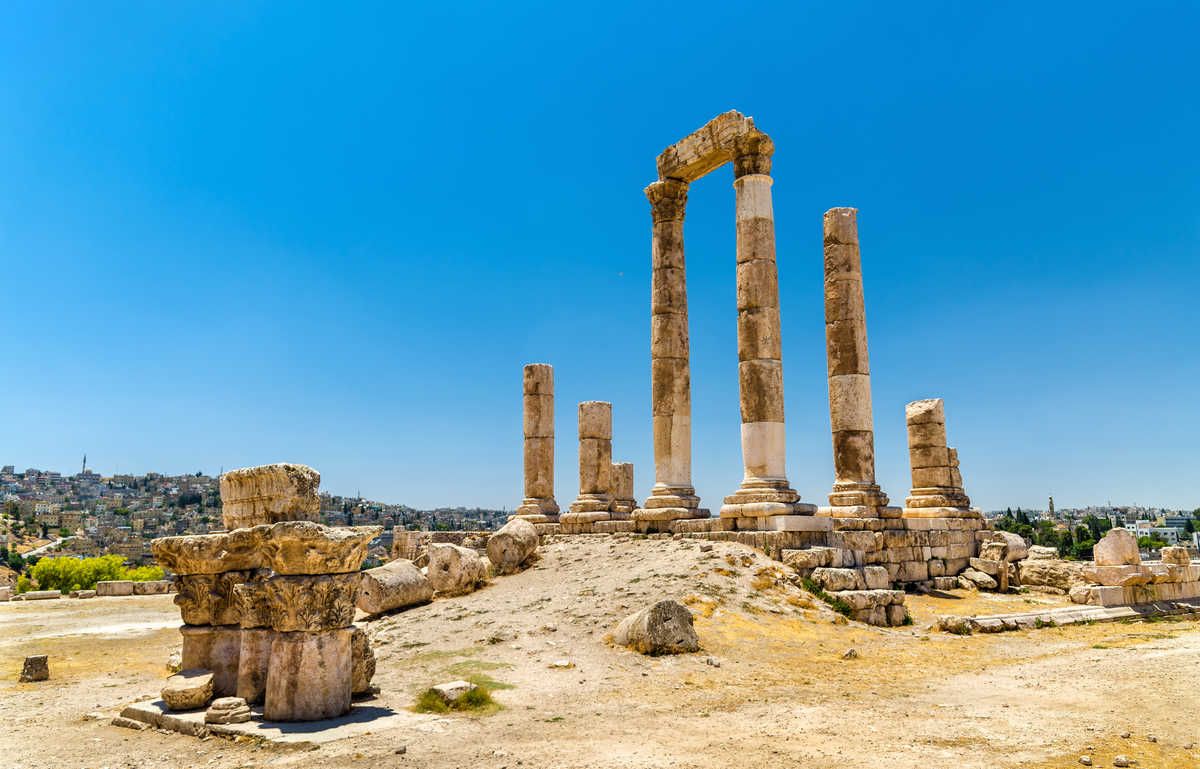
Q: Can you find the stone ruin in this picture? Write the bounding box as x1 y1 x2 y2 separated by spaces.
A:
1070 532 1200 607
149 463 380 722
506 111 997 626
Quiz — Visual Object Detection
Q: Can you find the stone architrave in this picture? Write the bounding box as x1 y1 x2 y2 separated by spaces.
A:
609 462 637 518
822 208 889 514
514 363 559 522
565 402 614 521
634 177 706 526
219 463 321 530
719 129 804 521
903 399 974 514
263 628 353 722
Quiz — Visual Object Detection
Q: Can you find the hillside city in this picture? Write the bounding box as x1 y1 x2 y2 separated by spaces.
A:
0 462 509 571
2 462 1196 574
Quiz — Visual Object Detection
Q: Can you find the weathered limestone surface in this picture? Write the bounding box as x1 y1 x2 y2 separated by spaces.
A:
356 559 434 615
350 625 375 696
234 628 273 704
96 580 135 596
568 402 614 519
263 573 360 632
175 571 254 626
262 522 381 575
1162 546 1190 566
219 463 320 530
822 207 889 513
134 580 173 595
205 696 251 724
612 600 699 655
19 654 49 682
1093 528 1140 566
485 517 539 575
720 127 801 523
903 399 973 512
180 624 241 697
162 669 214 711
515 363 559 519
609 462 637 516
151 528 266 575
264 629 352 722
426 543 487 596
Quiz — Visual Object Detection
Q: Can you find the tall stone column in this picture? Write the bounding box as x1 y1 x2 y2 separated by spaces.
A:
719 132 803 520
514 363 558 521
634 179 706 526
609 462 636 518
823 208 888 514
567 401 613 520
903 398 972 515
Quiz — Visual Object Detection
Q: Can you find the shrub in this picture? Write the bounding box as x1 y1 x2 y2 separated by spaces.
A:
16 575 32 594
413 685 498 714
28 555 163 592
800 577 853 618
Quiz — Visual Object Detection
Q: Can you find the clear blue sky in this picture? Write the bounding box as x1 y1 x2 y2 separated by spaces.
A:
2 2 1197 512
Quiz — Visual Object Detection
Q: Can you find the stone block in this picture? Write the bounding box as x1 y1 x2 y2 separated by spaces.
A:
862 565 890 589
235 628 272 705
162 669 213 711
1093 528 1140 566
1161 546 1190 566
908 446 949 469
134 580 172 595
906 421 947 449
262 521 380 575
523 393 554 438
825 318 869 377
96 580 135 596
350 626 375 696
738 360 785 423
175 571 252 626
219 463 320 530
810 567 864 591
181 625 242 697
905 399 945 425
522 363 554 396
205 696 251 724
781 547 835 570
427 543 487 596
578 401 612 440
264 628 353 722
828 374 872 432
1083 565 1151 587
897 560 929 582
19 654 49 682
759 514 832 532
356 559 433 615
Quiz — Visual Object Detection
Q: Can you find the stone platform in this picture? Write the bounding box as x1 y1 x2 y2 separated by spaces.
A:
937 598 1200 635
118 695 413 746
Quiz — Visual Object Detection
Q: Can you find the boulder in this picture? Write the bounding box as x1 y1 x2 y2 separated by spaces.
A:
162 669 214 711
1161 546 1190 566
1069 585 1093 604
205 696 252 724
1028 545 1058 560
485 518 539 575
350 625 376 696
432 680 477 704
1093 528 1140 566
1018 560 1086 591
612 600 699 655
426 544 487 596
356 559 433 615
19 654 49 682
810 567 864 592
960 568 998 590
987 531 1028 561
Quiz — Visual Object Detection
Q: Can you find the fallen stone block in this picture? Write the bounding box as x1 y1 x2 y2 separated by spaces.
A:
1093 528 1140 566
613 600 699 655
96 580 134 597
1161 546 1190 566
356 559 433 615
205 696 251 724
426 543 487 596
486 517 539 575
810 567 864 592
432 680 477 704
19 654 49 682
162 669 214 711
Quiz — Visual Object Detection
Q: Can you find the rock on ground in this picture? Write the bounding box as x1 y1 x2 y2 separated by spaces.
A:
351 625 376 695
205 696 251 724
426 544 487 596
432 680 477 703
357 558 433 615
960 569 998 590
485 518 539 575
19 654 49 682
162 669 214 711
612 599 699 655
1093 528 1140 566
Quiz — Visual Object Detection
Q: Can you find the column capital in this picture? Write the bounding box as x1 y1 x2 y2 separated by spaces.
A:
645 178 689 223
725 130 774 178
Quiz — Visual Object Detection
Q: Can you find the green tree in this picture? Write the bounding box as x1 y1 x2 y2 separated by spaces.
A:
58 527 70 538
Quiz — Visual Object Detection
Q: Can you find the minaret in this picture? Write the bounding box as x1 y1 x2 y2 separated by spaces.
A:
1049 495 1055 518
82 454 87 474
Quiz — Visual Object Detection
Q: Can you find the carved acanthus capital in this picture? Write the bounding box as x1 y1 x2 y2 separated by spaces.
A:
175 570 255 626
645 179 689 223
263 573 360 632
726 130 774 178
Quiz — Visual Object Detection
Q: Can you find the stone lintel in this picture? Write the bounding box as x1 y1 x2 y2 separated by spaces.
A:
655 110 760 184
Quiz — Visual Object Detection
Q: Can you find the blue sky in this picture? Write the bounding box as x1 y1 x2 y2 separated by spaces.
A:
2 2 1197 511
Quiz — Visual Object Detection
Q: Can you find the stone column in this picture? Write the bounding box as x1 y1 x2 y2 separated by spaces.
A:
903 399 972 514
566 401 613 521
719 132 803 520
514 363 559 521
635 179 706 525
219 463 320 530
609 462 636 518
823 208 888 513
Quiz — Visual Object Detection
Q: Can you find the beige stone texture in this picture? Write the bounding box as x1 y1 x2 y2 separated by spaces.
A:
739 421 789 482
651 415 693 490
737 307 782 362
162 669 213 712
427 543 487 596
1093 528 1141 566
263 573 359 632
1161 546 1190 566
96 580 134 596
735 259 779 311
523 394 554 438
911 466 953 489
219 463 320 531
205 696 251 724
823 206 859 246
609 462 636 512
350 625 375 696
831 430 875 486
906 421 948 449
905 399 945 425
234 627 272 705
578 401 613 440
486 517 539 575
824 276 865 322
175 571 252 626
612 600 699 655
825 318 869 377
823 243 862 280
522 362 553 395
262 522 380 575
578 437 613 496
151 528 265 575
233 580 271 629
738 360 785 423
651 358 691 416
651 313 690 359
654 110 756 183
180 625 241 698
828 374 873 433
908 446 950 468
651 267 688 315
356 559 433 615
646 178 689 222
522 437 555 502
264 628 352 722
650 219 685 269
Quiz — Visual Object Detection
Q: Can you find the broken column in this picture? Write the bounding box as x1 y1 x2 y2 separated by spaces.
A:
634 179 707 530
219 463 320 530
514 363 559 522
564 401 614 527
609 462 636 518
719 130 805 523
903 399 973 514
821 208 889 516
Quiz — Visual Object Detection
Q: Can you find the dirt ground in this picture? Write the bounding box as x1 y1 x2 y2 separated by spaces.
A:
2 535 1198 769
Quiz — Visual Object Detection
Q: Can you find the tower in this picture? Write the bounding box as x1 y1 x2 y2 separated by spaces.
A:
1049 495 1055 517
